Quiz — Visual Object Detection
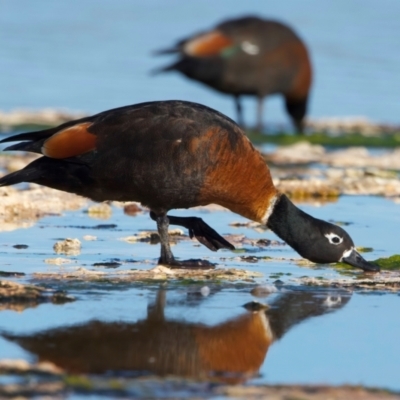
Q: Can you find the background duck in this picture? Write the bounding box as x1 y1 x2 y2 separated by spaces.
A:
155 16 312 132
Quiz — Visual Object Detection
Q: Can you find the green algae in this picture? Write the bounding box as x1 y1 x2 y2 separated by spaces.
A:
246 130 400 148
373 254 400 270
330 220 353 227
176 278 210 285
357 247 374 253
64 375 93 390
0 124 54 135
269 272 285 279
232 248 247 254
335 254 400 271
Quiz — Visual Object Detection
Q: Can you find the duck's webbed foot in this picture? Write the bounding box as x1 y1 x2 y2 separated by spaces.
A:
150 212 234 251
163 258 216 269
157 253 216 269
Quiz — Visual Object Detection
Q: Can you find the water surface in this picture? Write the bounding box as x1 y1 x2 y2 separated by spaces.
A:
0 196 399 394
1 0 400 126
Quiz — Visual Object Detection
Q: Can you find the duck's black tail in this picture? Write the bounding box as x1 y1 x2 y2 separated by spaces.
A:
0 157 93 199
0 164 41 187
150 61 180 76
153 46 180 56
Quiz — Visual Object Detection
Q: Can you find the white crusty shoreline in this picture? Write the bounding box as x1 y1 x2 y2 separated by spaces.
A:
1 108 400 134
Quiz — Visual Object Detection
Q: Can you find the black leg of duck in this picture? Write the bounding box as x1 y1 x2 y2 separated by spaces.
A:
154 212 176 266
294 119 304 134
256 96 264 132
234 95 244 127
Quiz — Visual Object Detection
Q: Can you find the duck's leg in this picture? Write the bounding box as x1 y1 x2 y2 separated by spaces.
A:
256 96 264 132
154 212 176 265
234 95 244 127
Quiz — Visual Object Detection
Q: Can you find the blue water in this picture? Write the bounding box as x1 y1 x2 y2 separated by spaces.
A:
259 292 400 389
0 196 399 394
0 284 399 391
1 0 400 126
1 196 397 276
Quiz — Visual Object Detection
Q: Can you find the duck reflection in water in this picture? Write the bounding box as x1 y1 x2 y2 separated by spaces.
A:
4 288 350 383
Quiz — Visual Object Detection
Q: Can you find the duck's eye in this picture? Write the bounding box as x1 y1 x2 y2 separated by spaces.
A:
324 233 343 245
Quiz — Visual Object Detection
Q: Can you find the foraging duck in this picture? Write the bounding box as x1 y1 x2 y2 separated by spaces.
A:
155 16 312 132
0 100 377 271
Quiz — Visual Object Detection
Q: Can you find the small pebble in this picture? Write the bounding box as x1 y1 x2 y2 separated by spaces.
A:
120 229 183 244
83 235 97 241
255 239 272 247
53 238 81 256
168 229 184 236
123 203 142 216
240 256 258 263
87 203 112 219
229 221 251 227
323 295 342 307
251 284 278 298
13 244 28 249
45 257 73 265
92 262 121 268
200 286 210 297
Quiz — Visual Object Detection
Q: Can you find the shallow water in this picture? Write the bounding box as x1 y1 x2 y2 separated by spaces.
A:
0 196 399 395
1 196 398 276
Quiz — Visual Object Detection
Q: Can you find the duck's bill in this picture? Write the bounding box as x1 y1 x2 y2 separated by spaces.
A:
342 249 380 272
